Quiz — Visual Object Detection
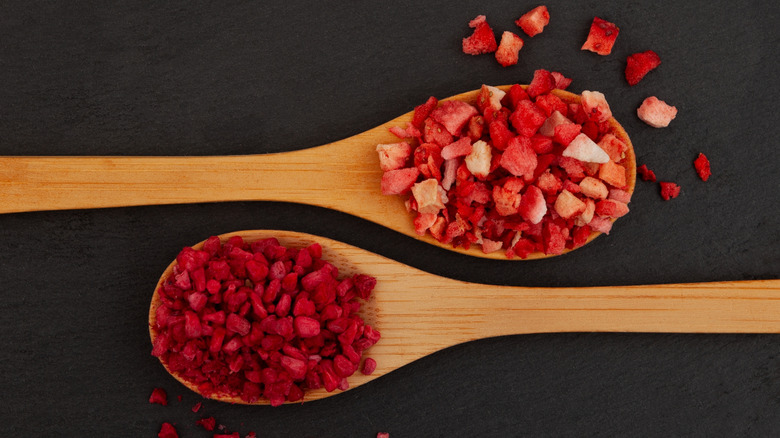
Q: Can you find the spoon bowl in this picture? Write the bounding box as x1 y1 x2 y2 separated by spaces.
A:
0 86 635 260
150 230 780 405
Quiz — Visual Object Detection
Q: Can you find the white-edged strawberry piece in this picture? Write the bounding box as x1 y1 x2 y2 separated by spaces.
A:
581 17 619 55
464 140 492 179
574 198 596 226
500 136 538 180
588 216 613 234
551 71 572 90
480 238 504 254
495 31 524 67
562 133 610 163
519 185 547 224
462 15 498 55
493 185 523 216
413 213 438 236
554 189 586 219
411 178 448 214
580 90 612 123
578 176 609 200
595 199 629 218
478 85 507 113
388 123 422 139
440 137 473 160
376 142 412 171
431 100 479 136
637 96 677 128
381 167 420 195
515 5 550 37
538 110 572 137
596 133 627 163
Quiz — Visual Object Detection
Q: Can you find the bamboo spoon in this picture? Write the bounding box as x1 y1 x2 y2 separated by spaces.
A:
149 230 780 405
0 87 635 260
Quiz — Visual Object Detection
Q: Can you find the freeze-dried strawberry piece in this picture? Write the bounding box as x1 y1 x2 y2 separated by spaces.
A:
526 69 555 99
423 118 454 147
580 90 612 123
510 99 547 137
543 221 566 255
465 140 492 178
412 96 438 128
595 199 629 218
694 153 711 181
551 71 572 90
539 110 572 137
196 417 216 431
625 50 661 86
462 15 498 55
534 93 567 118
362 357 378 375
554 190 586 219
377 433 390 438
158 423 178 438
519 185 547 224
581 17 619 55
637 164 656 182
598 160 628 188
637 96 677 128
596 134 627 163
441 137 473 160
505 84 530 109
553 123 582 147
488 120 513 151
477 85 507 113
562 133 609 163
412 178 447 214
500 136 538 180
388 123 422 140
380 167 420 195
376 142 412 172
495 31 524 67
659 182 681 200
579 176 609 200
149 387 168 406
431 101 479 136
515 5 550 37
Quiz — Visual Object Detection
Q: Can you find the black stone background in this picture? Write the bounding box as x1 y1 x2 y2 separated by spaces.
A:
0 1 778 436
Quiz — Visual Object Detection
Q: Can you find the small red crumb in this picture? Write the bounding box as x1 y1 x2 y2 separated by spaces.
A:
659 182 681 200
625 50 661 86
191 402 202 412
637 164 657 182
213 433 240 438
177 395 182 402
377 433 390 438
246 433 258 438
196 417 216 431
149 388 168 406
157 422 178 438
693 153 711 181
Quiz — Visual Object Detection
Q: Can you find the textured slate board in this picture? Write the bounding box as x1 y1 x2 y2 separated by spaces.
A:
0 1 778 436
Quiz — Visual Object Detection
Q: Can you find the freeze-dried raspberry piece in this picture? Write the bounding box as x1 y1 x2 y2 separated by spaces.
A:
693 153 711 181
581 17 619 55
637 164 656 182
659 182 681 200
462 15 498 55
625 50 661 86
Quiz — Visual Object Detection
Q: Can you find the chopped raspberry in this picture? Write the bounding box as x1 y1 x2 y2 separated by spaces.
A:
515 5 550 37
149 388 168 406
659 182 681 200
693 153 711 181
462 15 498 55
158 423 178 438
625 50 661 86
581 17 619 55
495 31 524 67
637 164 656 182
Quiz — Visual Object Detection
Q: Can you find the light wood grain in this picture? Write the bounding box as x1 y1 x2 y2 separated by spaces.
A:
0 87 635 260
149 230 780 405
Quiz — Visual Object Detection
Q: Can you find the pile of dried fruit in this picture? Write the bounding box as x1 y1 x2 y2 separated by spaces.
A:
150 235 380 406
378 69 634 258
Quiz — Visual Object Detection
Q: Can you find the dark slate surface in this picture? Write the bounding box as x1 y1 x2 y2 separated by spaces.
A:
0 1 778 436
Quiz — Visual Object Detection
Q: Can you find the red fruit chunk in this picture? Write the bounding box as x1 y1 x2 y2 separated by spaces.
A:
376 142 412 172
381 167 420 195
500 136 537 180
543 221 566 255
519 185 547 224
515 5 550 37
637 164 657 182
581 17 619 55
580 90 612 123
441 137 473 160
551 71 572 90
694 153 711 181
526 69 555 99
431 101 479 136
495 31 524 67
553 123 582 146
510 100 547 137
361 357 377 375
149 387 168 406
625 50 661 86
596 134 627 163
637 96 677 128
158 423 178 438
377 434 390 438
388 123 421 140
595 199 629 218
505 84 530 109
412 96 438 128
196 417 216 431
462 15 498 55
488 120 513 151
534 93 567 118
659 182 681 200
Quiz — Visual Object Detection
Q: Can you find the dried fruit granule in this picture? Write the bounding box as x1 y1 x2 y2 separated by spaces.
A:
693 153 711 181
625 51 661 86
157 422 178 438
581 17 619 55
659 182 681 200
149 388 168 406
637 164 656 182
377 433 390 438
196 417 216 431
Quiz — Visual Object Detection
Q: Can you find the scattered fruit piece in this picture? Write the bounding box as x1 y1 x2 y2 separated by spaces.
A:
462 15 498 55
149 388 168 406
581 17 619 55
694 153 711 181
637 96 677 128
495 31 524 67
158 423 178 438
515 6 550 37
637 164 656 182
196 417 216 431
625 50 661 86
659 181 681 200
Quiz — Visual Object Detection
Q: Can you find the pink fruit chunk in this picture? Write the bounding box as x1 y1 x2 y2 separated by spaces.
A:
500 136 538 180
412 178 447 214
598 160 628 188
595 199 629 218
462 15 498 55
519 185 547 224
637 96 677 128
551 71 572 90
578 176 608 200
581 17 619 55
554 190 586 219
539 111 572 137
495 31 524 67
440 137 473 160
625 50 661 86
562 133 609 163
149 387 168 406
515 5 550 37
381 167 420 195
580 90 612 123
526 69 555 99
431 100 479 136
376 143 412 172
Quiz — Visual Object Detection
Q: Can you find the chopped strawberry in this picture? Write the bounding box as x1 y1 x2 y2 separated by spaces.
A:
554 190 587 219
637 96 677 128
693 153 711 181
625 50 661 86
637 164 656 182
659 181 681 200
526 69 556 99
380 167 420 195
575 198 596 226
464 140 492 178
500 136 538 180
423 117 454 146
515 5 550 37
412 96 438 128
510 99 547 137
598 160 627 188
543 221 566 255
553 123 582 147
534 93 568 117
596 133 627 163
608 188 632 204
537 170 562 194
493 185 523 216
488 120 513 151
462 15 498 55
431 100 479 136
481 238 504 254
550 71 572 90
519 185 547 224
588 216 613 234
412 178 447 214
441 158 458 190
158 423 179 438
580 90 612 123
505 84 530 109
413 213 438 236
376 142 412 171
467 115 485 141
562 133 610 163
581 17 620 55
578 176 608 200
595 199 629 218
495 31 524 67
530 134 554 154
538 110 572 137
441 137 473 160
149 387 168 406
477 85 507 113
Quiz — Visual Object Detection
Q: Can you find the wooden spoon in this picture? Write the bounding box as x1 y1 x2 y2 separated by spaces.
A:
149 230 780 405
0 87 636 260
